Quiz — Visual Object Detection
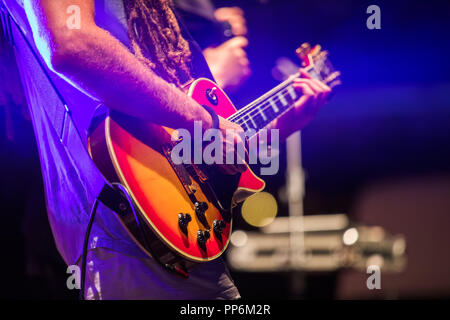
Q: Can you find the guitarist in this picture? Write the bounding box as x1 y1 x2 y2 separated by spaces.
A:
22 0 331 299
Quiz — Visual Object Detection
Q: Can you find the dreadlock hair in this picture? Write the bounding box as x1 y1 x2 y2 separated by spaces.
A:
123 0 193 87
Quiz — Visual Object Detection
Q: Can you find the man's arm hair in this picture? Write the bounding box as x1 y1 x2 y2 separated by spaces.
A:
24 0 212 132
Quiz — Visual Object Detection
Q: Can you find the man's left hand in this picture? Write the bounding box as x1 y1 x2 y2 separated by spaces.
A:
268 69 332 140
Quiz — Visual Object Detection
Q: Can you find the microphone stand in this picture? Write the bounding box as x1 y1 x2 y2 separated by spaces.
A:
286 131 306 297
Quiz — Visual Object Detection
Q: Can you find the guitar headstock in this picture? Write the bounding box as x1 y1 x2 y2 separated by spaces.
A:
296 43 342 89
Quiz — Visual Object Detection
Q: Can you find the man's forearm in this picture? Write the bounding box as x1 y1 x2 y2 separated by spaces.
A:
25 0 212 132
52 27 212 131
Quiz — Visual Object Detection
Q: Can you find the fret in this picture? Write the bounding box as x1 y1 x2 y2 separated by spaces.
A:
269 98 279 112
277 92 288 106
248 114 257 129
227 73 298 122
287 86 297 99
241 115 252 130
239 119 249 132
260 104 276 128
259 107 267 121
241 114 257 131
252 112 266 130
227 43 342 139
229 75 302 138
231 84 298 133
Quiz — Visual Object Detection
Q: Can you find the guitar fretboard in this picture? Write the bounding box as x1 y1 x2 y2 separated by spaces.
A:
227 73 300 137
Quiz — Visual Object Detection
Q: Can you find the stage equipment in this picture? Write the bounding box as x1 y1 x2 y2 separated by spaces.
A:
227 214 406 273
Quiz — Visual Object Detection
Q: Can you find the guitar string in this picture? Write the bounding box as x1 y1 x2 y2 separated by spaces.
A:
228 68 326 123
227 74 315 125
230 69 328 128
227 78 294 121
226 69 330 130
230 85 295 125
233 92 297 132
231 85 299 130
236 101 297 139
227 79 295 122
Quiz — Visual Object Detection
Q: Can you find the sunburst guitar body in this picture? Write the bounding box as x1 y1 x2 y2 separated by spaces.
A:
87 43 341 273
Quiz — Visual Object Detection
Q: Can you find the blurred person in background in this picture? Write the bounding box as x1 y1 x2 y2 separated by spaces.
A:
174 0 251 92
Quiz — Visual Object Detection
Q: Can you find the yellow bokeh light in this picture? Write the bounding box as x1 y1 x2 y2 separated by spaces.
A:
241 192 278 227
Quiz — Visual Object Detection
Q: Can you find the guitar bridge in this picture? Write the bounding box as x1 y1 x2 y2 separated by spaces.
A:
162 143 197 196
162 142 231 222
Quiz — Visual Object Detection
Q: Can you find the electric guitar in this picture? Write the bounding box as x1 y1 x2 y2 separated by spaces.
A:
88 43 341 271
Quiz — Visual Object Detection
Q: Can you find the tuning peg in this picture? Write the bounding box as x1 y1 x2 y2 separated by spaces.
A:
295 43 311 60
310 44 322 57
316 50 328 62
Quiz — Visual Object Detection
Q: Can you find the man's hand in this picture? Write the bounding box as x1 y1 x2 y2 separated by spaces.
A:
268 69 332 140
214 7 248 37
203 37 251 92
212 116 248 175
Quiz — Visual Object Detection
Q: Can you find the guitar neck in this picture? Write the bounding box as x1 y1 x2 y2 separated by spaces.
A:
227 67 321 137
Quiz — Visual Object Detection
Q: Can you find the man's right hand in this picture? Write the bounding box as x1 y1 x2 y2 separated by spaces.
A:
211 116 247 175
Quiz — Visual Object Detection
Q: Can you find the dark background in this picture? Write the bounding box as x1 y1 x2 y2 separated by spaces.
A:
1 0 449 299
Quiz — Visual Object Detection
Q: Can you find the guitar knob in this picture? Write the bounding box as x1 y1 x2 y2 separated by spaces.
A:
195 201 208 213
213 220 226 234
178 213 191 234
195 201 209 228
197 230 210 246
213 220 226 242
